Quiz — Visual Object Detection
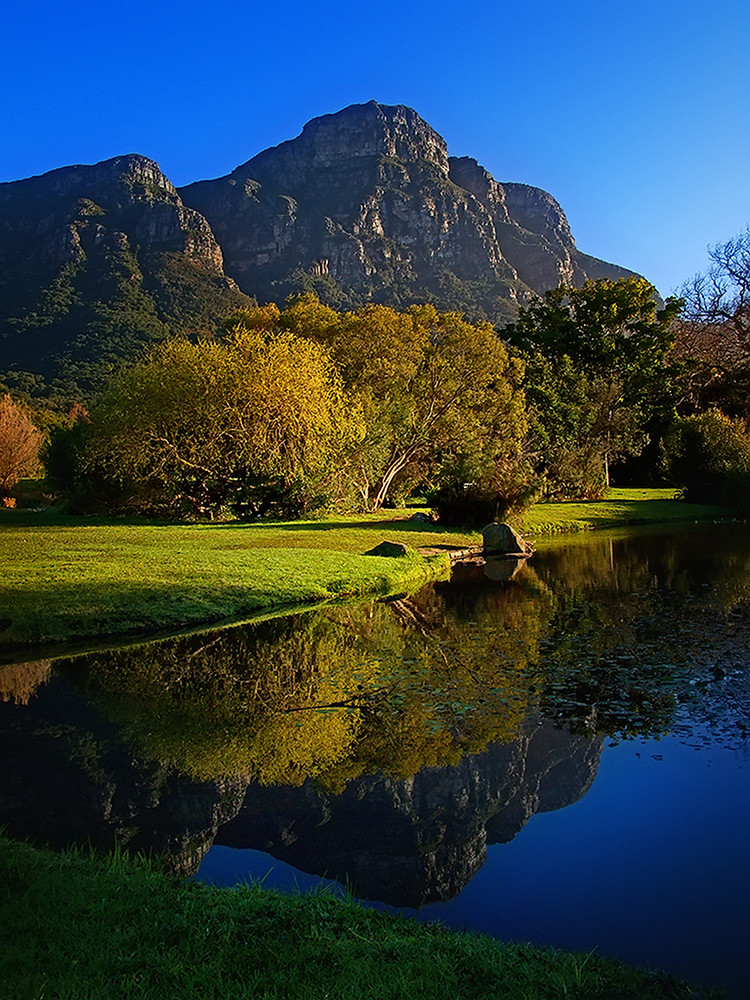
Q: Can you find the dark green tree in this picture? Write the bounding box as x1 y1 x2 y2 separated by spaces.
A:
504 277 682 494
661 409 750 512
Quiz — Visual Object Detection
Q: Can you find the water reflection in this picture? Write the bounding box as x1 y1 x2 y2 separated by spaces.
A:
216 720 601 906
1 523 749 889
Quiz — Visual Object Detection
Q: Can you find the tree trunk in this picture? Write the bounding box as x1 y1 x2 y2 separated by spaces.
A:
369 451 412 510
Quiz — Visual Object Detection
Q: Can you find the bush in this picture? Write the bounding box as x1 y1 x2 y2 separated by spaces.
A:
661 410 750 512
429 478 540 529
0 394 43 500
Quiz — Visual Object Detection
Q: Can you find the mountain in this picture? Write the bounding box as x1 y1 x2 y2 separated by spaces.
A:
179 101 637 320
0 154 251 393
0 102 639 395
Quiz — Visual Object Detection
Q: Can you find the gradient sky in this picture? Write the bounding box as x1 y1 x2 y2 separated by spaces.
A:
2 0 748 298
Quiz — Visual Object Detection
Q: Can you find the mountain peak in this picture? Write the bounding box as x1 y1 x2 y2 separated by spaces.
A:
299 101 449 172
180 101 638 318
0 101 642 391
231 100 449 187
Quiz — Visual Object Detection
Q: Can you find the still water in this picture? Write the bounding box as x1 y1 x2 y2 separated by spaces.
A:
2 523 749 997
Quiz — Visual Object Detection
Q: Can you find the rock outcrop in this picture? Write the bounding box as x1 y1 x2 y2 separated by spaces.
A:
481 522 534 556
0 154 251 385
180 101 638 321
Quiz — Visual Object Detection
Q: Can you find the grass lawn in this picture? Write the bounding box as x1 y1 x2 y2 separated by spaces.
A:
523 487 730 535
0 512 465 653
0 835 722 1000
1 488 732 655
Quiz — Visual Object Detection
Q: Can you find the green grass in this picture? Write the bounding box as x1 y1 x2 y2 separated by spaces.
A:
0 835 723 1000
0 514 462 652
523 487 731 536
0 489 732 654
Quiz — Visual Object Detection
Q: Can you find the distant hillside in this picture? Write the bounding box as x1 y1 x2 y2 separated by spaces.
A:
0 155 251 395
0 102 640 396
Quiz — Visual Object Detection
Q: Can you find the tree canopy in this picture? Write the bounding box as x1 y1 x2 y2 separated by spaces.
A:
81 329 360 518
674 229 750 420
230 296 529 512
0 394 43 501
503 277 682 495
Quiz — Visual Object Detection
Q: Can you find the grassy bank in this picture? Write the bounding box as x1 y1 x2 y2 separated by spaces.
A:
523 487 731 535
0 836 721 1000
0 515 457 653
0 488 732 654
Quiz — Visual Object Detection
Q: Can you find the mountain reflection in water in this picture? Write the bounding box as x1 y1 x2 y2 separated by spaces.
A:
215 720 601 907
2 523 750 996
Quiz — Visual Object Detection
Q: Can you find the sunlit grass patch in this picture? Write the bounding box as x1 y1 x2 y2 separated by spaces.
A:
0 488 733 654
1 525 450 648
524 487 731 536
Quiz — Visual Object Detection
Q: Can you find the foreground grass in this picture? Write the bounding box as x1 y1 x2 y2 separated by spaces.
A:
0 836 722 1000
0 488 732 653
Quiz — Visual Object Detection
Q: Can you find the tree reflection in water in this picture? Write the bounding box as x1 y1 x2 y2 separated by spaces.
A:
1 522 749 880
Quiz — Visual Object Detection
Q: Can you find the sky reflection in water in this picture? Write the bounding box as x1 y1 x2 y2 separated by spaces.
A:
2 523 750 997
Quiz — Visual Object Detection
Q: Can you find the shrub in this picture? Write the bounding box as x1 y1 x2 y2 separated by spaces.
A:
661 409 750 512
429 477 540 529
0 394 43 500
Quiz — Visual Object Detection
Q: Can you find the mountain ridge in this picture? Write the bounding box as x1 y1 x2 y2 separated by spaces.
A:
0 101 640 394
179 101 637 317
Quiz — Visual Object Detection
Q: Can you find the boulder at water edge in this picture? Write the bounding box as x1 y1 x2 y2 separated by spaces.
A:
481 522 531 555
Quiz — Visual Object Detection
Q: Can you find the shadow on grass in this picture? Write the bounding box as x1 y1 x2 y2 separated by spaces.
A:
259 519 461 534
0 509 456 535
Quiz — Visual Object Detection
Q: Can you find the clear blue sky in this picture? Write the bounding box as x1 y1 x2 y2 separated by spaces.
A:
2 0 748 298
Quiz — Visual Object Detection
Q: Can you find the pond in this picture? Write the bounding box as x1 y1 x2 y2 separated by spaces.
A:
1 523 749 998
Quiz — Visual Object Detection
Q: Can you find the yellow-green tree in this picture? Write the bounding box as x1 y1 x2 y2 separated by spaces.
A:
325 303 529 508
233 297 529 510
84 330 361 518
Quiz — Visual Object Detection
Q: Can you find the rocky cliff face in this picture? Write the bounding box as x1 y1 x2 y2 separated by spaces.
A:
0 102 639 389
0 155 251 388
180 101 637 321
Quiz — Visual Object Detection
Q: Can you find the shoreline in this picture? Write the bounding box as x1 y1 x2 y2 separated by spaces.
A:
0 835 723 1000
1 489 732 660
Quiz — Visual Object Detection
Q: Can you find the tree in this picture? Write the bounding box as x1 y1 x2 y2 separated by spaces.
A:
42 403 90 498
311 302 529 509
0 394 43 501
519 352 636 498
675 228 750 419
680 228 750 342
504 277 682 493
229 297 530 511
83 331 360 518
661 409 750 512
